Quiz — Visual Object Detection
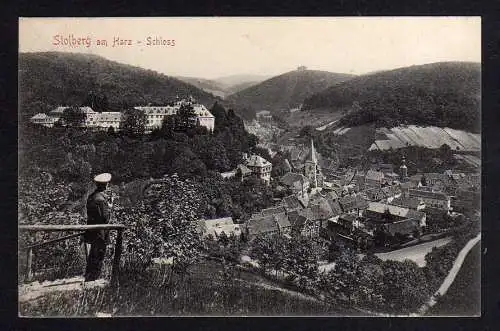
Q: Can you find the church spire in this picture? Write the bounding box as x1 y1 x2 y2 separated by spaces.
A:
400 155 408 179
309 139 317 164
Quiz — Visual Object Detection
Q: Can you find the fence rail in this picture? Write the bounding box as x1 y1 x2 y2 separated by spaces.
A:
20 224 127 287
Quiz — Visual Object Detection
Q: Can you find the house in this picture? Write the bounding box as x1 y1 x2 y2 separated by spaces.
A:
381 185 402 202
339 195 368 215
288 211 309 237
390 196 426 211
30 113 60 127
383 219 421 237
409 189 451 211
325 199 343 220
256 110 273 123
279 172 310 197
245 215 279 239
321 213 375 249
236 164 253 181
364 170 385 188
261 206 287 217
360 188 386 202
245 212 291 239
220 170 236 179
246 154 272 185
274 212 292 236
364 201 427 228
282 195 305 212
198 217 242 238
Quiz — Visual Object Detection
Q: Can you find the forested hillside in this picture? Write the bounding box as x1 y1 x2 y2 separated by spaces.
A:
19 52 219 120
226 69 354 112
302 62 481 132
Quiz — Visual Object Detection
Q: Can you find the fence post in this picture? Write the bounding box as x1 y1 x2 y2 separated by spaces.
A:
111 229 123 288
26 248 33 282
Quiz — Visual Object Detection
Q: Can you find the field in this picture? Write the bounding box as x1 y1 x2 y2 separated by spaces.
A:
282 108 345 129
426 241 481 316
368 126 480 152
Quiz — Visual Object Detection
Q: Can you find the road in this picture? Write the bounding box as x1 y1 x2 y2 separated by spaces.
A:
375 237 452 267
417 233 481 315
318 237 452 273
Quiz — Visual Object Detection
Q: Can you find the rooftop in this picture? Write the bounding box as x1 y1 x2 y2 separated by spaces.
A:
247 154 272 168
409 189 449 200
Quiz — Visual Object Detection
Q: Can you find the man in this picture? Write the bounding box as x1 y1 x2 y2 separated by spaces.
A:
84 173 114 281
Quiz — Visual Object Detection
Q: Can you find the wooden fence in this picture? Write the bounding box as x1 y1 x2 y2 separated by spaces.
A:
19 224 127 287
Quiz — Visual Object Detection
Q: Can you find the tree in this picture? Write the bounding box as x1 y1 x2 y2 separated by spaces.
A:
380 260 430 313
299 125 315 138
177 104 197 131
420 174 427 186
121 108 146 137
330 249 361 303
62 106 86 127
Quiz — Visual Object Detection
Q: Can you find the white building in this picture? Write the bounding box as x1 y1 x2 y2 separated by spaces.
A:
30 113 60 127
134 100 214 132
198 217 242 238
85 109 122 130
246 154 272 185
32 98 214 133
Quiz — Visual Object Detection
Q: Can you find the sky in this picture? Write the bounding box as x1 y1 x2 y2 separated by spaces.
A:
19 17 481 79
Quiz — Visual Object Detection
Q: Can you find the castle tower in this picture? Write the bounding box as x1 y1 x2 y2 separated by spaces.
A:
400 155 408 179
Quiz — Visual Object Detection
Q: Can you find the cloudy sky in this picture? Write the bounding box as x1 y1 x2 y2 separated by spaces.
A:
19 17 481 79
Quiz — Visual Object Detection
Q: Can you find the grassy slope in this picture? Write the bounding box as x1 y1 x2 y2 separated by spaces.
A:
427 241 481 316
20 259 348 316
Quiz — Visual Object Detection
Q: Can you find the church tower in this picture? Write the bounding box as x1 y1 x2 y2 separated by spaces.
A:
400 155 408 179
304 139 323 189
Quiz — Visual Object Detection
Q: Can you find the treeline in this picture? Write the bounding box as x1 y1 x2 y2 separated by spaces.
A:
20 102 255 182
302 62 480 133
19 102 291 222
19 52 219 120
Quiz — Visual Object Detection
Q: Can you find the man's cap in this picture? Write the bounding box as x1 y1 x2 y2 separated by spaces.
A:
94 173 112 183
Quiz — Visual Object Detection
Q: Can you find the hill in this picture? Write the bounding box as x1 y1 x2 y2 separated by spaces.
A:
226 70 354 112
176 76 228 98
19 52 219 120
302 62 481 132
214 74 271 89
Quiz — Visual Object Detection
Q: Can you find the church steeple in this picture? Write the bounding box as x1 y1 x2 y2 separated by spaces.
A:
308 139 317 164
305 139 318 189
400 155 408 179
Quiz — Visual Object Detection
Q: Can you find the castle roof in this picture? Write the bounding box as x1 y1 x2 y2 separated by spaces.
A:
31 113 49 120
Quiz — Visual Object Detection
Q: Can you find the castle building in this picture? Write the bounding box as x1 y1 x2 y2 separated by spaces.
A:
303 139 324 189
246 154 272 185
30 113 60 127
31 98 214 133
134 99 214 132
